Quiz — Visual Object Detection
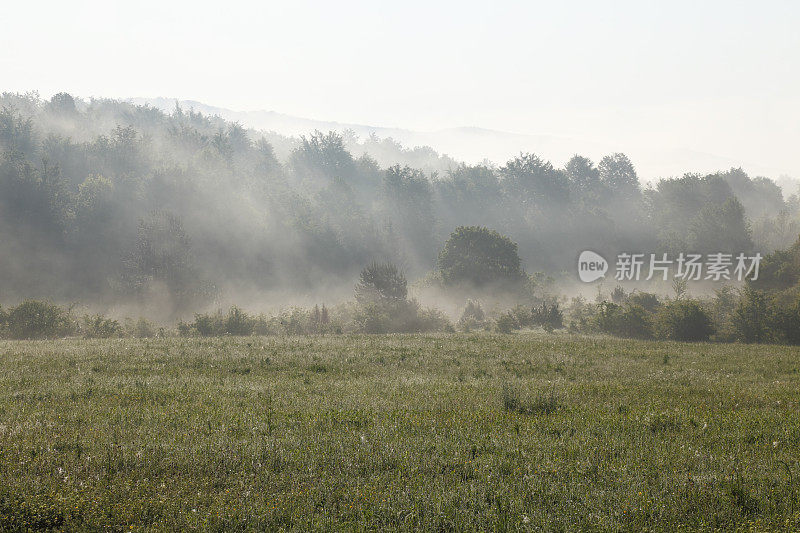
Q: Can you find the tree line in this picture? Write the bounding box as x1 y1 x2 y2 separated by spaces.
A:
1 92 799 321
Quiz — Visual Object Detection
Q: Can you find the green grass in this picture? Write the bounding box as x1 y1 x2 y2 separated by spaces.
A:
1 333 799 531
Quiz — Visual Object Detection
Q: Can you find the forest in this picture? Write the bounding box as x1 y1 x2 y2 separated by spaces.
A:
2 91 800 341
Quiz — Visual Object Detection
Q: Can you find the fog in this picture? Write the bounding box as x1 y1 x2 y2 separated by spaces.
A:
0 92 798 324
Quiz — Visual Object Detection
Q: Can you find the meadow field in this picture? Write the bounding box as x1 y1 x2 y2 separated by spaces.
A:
0 333 798 531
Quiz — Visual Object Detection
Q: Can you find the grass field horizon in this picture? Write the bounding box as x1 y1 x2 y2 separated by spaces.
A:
2 332 799 531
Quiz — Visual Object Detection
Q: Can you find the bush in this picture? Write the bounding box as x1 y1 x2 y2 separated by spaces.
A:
458 300 486 331
770 303 800 344
415 306 453 333
627 291 662 313
708 286 739 342
81 314 122 338
491 302 564 333
179 305 346 337
611 285 626 304
594 302 621 335
308 304 332 334
461 300 485 322
125 317 158 338
277 308 311 335
509 305 533 327
495 312 519 334
355 299 451 334
191 311 225 336
531 302 564 331
732 288 770 343
225 306 255 336
189 307 255 336
355 303 392 333
177 321 193 336
618 305 653 339
594 302 653 339
355 262 407 305
5 301 75 339
565 296 596 332
655 300 714 342
354 263 452 334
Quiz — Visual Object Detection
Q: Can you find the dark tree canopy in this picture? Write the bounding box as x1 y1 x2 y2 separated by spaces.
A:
355 262 408 305
598 153 640 203
501 153 569 206
438 226 526 287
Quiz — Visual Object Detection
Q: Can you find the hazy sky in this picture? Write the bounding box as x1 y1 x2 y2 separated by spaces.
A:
3 0 800 178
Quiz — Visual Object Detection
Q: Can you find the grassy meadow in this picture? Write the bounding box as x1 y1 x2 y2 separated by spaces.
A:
0 333 799 531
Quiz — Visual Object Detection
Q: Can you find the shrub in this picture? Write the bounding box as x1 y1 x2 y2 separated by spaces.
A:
655 300 714 342
510 305 533 327
461 300 485 322
277 308 310 335
177 321 193 336
126 317 157 338
355 299 451 334
594 302 622 335
355 262 407 305
5 300 75 339
81 314 122 338
618 305 653 339
308 304 332 333
566 296 596 332
191 311 225 336
225 306 255 336
458 300 486 331
179 305 347 337
495 312 519 334
354 263 451 334
355 303 391 333
611 285 626 304
627 291 661 313
187 307 258 336
252 314 278 335
767 298 800 345
732 288 770 343
708 286 739 342
415 306 453 333
531 302 564 331
594 302 653 339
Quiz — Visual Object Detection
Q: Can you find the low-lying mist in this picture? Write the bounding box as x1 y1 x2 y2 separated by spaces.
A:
1 91 799 325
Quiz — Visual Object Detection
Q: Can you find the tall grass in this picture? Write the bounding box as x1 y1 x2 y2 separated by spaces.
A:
0 333 798 530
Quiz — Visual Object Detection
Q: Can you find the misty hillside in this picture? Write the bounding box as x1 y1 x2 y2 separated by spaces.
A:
129 97 796 182
129 97 597 174
2 92 799 319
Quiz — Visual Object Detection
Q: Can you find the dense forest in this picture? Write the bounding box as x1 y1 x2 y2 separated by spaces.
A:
1 92 799 321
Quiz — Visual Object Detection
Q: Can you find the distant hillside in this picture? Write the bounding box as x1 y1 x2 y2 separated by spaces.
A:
129 97 790 183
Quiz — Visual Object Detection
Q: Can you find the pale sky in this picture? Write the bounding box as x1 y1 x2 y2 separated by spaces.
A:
3 0 800 178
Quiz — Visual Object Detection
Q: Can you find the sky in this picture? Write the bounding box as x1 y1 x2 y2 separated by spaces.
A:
3 0 800 179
